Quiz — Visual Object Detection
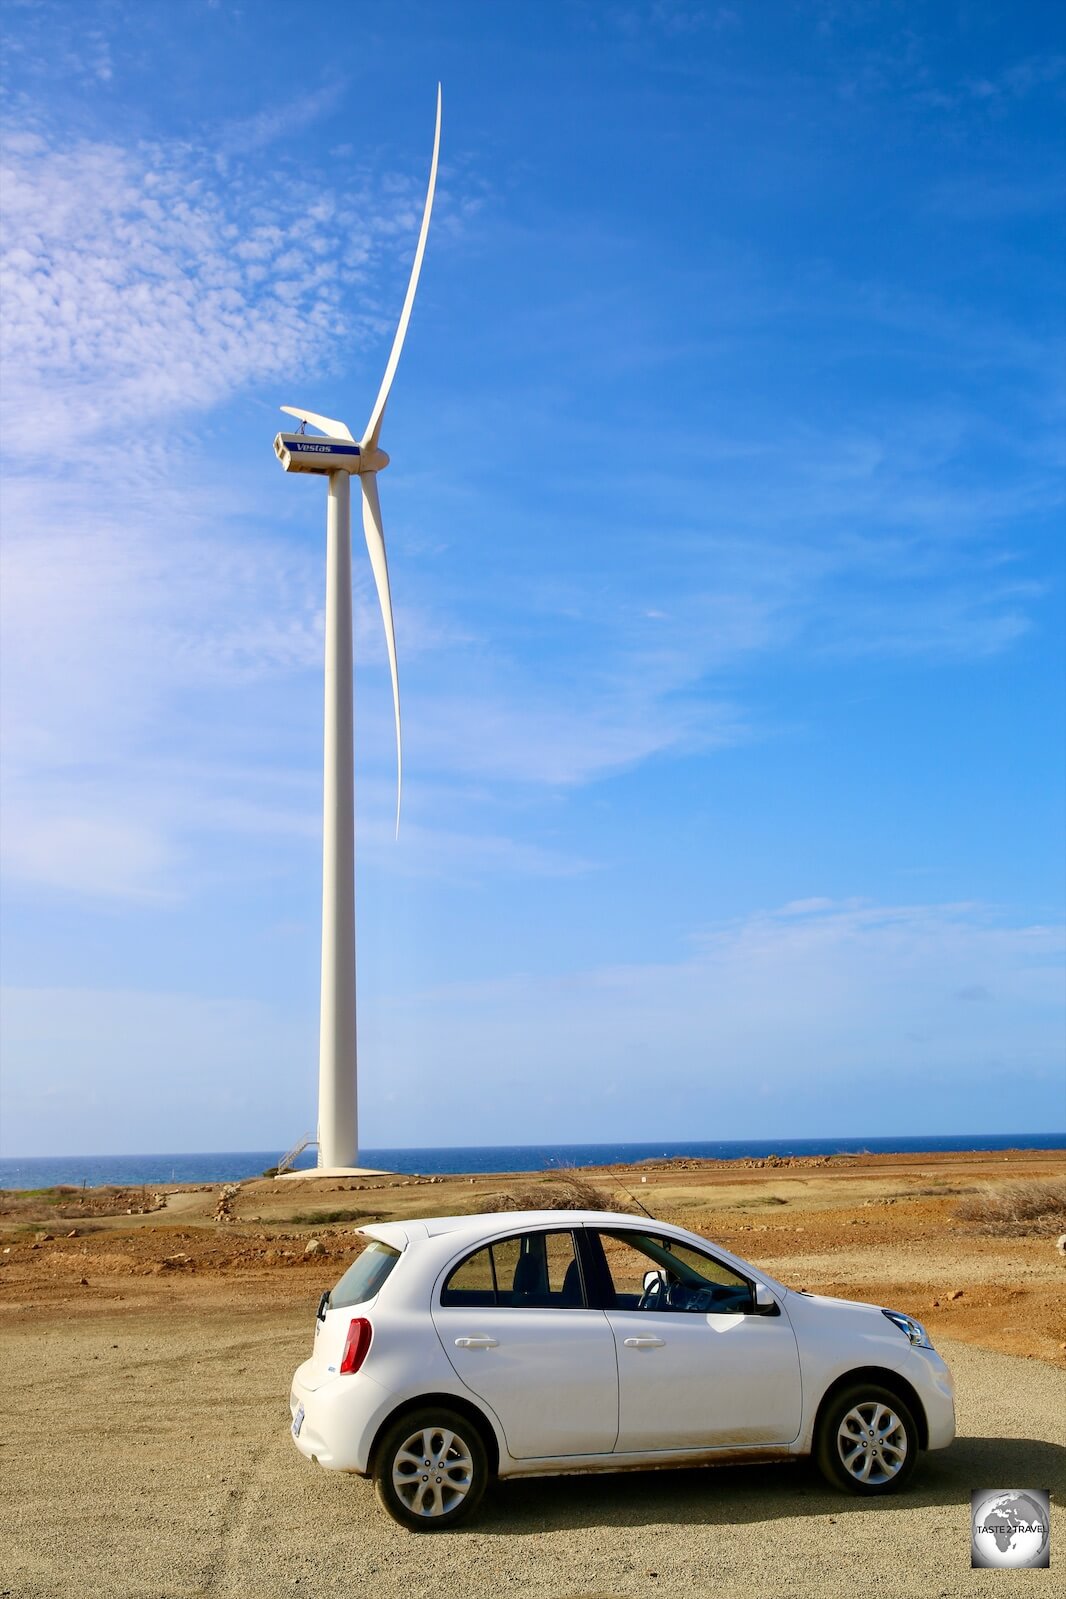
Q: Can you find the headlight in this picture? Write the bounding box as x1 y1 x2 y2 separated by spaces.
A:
882 1308 933 1350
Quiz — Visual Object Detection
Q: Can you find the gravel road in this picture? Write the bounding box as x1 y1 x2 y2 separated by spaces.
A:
3 1304 1063 1598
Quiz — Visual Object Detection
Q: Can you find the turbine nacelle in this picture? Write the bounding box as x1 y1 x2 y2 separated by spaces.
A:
273 433 389 475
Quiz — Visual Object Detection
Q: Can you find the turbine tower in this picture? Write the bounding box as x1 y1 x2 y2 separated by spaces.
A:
274 87 441 1170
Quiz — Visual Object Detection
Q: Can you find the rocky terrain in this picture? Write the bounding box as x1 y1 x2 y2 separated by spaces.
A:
3 1146 1063 1365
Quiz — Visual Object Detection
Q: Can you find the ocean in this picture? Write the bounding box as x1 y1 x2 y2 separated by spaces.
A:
0 1132 1062 1190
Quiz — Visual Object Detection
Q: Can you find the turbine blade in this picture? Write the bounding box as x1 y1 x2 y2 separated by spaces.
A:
361 84 442 450
360 471 402 836
279 406 355 442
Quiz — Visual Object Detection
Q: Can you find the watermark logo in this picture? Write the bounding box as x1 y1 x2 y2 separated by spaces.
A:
971 1489 1051 1569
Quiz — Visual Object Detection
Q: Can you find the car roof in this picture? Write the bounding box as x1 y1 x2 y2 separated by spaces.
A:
360 1209 661 1250
356 1208 790 1298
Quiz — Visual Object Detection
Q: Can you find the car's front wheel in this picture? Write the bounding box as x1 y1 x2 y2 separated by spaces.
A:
814 1382 919 1495
373 1407 489 1531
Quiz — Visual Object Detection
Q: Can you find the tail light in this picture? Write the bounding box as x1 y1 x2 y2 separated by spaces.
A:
339 1316 373 1374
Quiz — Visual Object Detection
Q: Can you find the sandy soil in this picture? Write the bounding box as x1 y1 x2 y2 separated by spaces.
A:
2 1149 1064 1597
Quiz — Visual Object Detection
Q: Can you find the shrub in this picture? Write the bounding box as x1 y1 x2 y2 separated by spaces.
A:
477 1167 636 1215
282 1208 366 1226
954 1178 1066 1237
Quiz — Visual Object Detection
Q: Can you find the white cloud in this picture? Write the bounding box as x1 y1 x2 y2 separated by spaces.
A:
2 811 179 903
358 812 594 880
217 80 348 156
407 682 744 788
0 130 371 440
0 986 315 1155
0 114 477 899
359 899 1066 1143
0 103 1055 906
6 897 1056 1154
0 98 457 451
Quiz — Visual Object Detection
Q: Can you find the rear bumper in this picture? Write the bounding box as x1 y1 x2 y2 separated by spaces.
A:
289 1359 396 1473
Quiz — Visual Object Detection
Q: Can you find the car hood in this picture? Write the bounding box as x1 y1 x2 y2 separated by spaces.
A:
789 1288 886 1317
783 1288 908 1341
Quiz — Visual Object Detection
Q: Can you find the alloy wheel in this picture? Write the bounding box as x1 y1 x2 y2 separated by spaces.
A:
835 1400 909 1485
390 1424 476 1519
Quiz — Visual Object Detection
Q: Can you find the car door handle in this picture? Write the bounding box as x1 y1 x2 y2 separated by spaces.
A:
623 1336 665 1348
454 1337 498 1349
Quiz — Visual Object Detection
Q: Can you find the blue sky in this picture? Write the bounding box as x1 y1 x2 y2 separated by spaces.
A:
1 0 1063 1157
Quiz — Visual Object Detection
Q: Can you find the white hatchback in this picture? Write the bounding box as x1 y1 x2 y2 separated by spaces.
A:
288 1209 955 1529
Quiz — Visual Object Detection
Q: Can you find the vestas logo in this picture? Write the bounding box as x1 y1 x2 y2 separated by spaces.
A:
291 440 361 455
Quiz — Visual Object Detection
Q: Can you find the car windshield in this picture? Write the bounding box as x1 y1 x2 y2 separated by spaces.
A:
330 1240 401 1310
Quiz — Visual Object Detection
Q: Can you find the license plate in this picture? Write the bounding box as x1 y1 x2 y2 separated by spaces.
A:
292 1403 305 1439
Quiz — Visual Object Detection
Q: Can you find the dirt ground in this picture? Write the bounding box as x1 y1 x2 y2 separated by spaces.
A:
2 1148 1064 1597
4 1147 1063 1365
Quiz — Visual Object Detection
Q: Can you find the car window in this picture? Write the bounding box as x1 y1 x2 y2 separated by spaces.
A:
440 1230 586 1309
441 1242 497 1306
597 1230 753 1314
330 1240 401 1309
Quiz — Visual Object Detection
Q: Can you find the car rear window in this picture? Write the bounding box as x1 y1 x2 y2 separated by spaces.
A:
330 1240 401 1309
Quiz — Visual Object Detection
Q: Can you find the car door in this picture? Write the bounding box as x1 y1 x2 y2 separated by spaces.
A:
431 1227 619 1459
590 1227 802 1453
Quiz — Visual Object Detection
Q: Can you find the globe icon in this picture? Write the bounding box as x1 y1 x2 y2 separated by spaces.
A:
971 1490 1050 1568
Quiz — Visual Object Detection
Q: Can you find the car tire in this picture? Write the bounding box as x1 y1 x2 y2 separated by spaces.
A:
814 1382 919 1495
373 1407 489 1531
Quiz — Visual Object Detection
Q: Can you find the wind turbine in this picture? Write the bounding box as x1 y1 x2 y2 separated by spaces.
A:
274 86 441 1171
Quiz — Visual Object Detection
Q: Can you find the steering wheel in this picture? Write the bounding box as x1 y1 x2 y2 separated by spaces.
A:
664 1282 700 1312
637 1275 668 1311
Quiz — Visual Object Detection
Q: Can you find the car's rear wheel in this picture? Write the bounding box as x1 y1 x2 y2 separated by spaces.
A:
814 1382 919 1495
373 1407 489 1531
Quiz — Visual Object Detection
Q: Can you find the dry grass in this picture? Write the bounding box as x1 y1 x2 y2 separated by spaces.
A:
280 1209 367 1227
895 1185 979 1198
476 1168 637 1215
954 1177 1066 1237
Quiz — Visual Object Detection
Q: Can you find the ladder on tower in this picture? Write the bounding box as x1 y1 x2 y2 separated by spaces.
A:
276 1134 318 1175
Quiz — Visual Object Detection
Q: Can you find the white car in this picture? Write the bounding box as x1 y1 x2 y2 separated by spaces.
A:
288 1208 955 1529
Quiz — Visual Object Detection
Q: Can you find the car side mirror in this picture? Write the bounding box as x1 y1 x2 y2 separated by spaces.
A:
643 1269 666 1294
752 1283 777 1315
